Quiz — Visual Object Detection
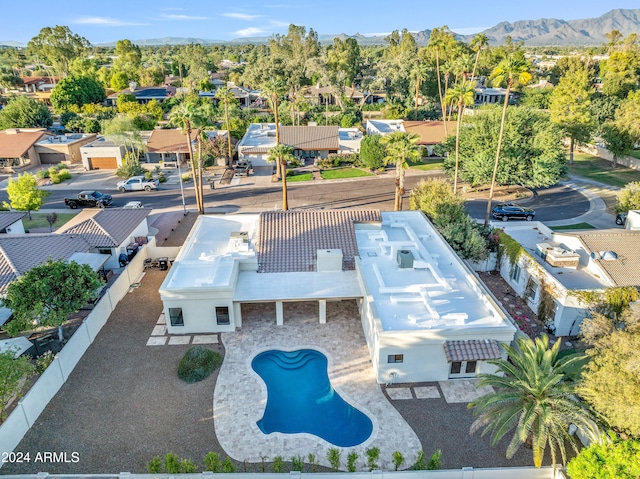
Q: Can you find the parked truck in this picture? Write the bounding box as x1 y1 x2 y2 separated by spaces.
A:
64 191 113 209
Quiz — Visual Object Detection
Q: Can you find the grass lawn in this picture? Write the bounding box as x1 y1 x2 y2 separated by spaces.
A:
23 212 78 231
408 158 445 171
320 168 374 180
629 150 640 160
569 152 640 187
550 223 596 231
286 172 313 182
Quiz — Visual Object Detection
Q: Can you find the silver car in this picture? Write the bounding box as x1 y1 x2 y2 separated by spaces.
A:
116 176 159 192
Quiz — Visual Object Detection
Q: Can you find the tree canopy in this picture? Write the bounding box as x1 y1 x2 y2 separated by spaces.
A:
442 106 566 188
0 95 52 130
566 435 640 479
50 75 106 113
0 351 34 422
4 173 50 219
2 259 103 341
26 25 90 76
615 181 640 213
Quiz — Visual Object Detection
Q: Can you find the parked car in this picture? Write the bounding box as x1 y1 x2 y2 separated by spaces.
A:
123 201 143 209
116 176 159 192
491 203 535 221
64 191 112 209
616 212 627 225
235 160 253 177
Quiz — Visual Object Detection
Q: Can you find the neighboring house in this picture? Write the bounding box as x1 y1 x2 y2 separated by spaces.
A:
301 85 365 106
0 212 26 235
338 128 363 154
625 210 640 230
200 82 253 108
237 124 340 166
145 129 229 165
365 119 406 136
0 233 108 327
474 86 512 106
34 133 97 166
159 210 516 383
20 76 60 93
527 79 554 89
57 208 152 270
497 222 640 336
105 84 176 106
80 136 127 170
403 120 456 156
0 128 52 173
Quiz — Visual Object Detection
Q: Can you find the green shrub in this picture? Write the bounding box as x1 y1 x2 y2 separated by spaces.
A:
177 346 221 383
144 170 153 180
222 457 235 473
49 173 61 184
426 450 442 470
164 452 181 473
181 459 198 473
365 447 380 471
392 451 405 471
307 453 317 472
146 456 163 473
181 173 192 183
291 455 304 471
35 169 50 180
204 452 221 472
272 456 284 473
158 173 167 183
57 169 72 181
346 451 359 472
35 351 55 374
413 450 426 470
327 447 341 471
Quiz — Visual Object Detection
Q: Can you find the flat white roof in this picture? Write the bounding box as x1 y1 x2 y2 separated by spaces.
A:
499 223 608 290
237 123 277 150
356 211 510 332
366 120 406 134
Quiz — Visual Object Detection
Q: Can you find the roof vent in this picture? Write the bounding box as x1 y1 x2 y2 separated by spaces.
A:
397 249 414 269
600 251 618 261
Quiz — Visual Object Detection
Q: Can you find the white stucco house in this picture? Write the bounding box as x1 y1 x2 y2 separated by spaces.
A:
365 119 405 136
496 222 640 336
159 210 516 383
0 212 26 234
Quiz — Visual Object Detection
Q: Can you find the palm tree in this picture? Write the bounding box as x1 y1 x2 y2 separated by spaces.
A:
470 34 489 87
215 87 236 168
444 83 475 194
483 54 532 227
260 78 286 145
381 132 421 211
169 101 208 214
428 34 448 137
469 335 598 468
411 62 429 120
267 144 295 211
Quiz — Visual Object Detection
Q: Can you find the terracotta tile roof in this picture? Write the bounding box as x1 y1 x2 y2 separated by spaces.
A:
403 121 457 145
280 126 340 151
0 129 51 158
256 210 381 273
571 230 640 287
0 234 91 293
443 339 502 362
58 208 151 248
0 212 27 232
146 129 198 153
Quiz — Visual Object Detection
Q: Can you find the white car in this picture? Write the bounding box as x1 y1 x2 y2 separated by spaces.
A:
123 201 143 209
116 176 158 192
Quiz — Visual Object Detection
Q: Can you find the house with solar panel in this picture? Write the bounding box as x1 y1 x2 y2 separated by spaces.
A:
496 222 640 336
159 210 517 383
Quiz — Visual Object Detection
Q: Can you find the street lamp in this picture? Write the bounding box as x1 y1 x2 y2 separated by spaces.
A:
177 147 187 216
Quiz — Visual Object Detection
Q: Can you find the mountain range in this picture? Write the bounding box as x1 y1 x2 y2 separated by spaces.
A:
2 8 639 48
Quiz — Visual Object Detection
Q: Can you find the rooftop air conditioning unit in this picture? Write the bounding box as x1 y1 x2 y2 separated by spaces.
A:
230 231 249 243
397 249 414 269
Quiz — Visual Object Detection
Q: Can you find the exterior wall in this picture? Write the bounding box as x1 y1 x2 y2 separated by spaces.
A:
238 150 270 167
576 143 640 171
162 293 237 334
1 146 41 173
36 135 97 165
81 144 126 170
5 219 25 234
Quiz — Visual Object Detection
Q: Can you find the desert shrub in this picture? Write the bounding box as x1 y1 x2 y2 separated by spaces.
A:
181 459 198 473
392 451 405 470
291 455 304 471
222 457 235 473
146 456 163 473
346 451 359 472
272 456 284 473
427 450 442 470
177 346 221 383
158 173 167 183
35 169 50 179
365 447 380 471
327 447 341 471
413 450 426 470
35 351 55 374
204 452 221 472
57 169 72 181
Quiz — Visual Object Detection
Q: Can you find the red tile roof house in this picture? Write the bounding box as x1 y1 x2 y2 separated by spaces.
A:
145 129 231 167
0 129 52 173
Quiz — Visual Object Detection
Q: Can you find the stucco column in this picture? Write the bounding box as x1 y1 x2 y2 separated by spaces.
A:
276 301 283 326
233 303 242 328
319 299 326 324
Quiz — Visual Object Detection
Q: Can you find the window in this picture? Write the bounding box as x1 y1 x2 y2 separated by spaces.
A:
387 354 404 363
450 360 478 378
216 306 230 325
450 361 462 374
169 308 183 326
525 277 538 301
510 263 521 283
98 248 111 255
465 361 477 374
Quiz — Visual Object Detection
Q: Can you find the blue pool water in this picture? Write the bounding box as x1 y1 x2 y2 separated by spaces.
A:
251 349 373 447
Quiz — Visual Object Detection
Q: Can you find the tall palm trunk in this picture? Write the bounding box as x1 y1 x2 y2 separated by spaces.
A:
414 78 421 120
281 159 288 211
224 100 233 168
471 48 482 87
453 98 463 194
196 135 204 214
184 122 202 214
435 47 448 137
484 83 512 227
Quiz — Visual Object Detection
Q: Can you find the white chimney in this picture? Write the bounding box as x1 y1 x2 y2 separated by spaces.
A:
317 249 343 272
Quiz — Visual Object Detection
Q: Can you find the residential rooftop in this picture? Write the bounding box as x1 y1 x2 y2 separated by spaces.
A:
237 123 277 154
36 133 94 146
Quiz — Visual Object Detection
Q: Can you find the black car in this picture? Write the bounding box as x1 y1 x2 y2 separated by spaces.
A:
64 191 113 209
616 213 627 225
491 203 535 222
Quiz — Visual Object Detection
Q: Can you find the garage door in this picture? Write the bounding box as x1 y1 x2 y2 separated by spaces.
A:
89 157 118 169
39 152 66 164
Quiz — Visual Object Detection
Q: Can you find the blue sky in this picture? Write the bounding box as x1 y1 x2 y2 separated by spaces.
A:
2 1 639 44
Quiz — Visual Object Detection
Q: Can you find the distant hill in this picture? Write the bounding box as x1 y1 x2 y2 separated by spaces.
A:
7 8 640 48
0 41 25 48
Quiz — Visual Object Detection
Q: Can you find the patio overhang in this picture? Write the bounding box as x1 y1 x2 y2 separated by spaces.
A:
443 339 502 362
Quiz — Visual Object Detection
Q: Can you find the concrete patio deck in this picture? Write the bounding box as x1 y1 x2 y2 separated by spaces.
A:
215 300 422 471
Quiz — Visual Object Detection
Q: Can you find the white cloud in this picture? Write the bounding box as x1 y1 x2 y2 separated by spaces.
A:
234 27 266 37
270 20 289 27
160 13 208 20
222 13 261 21
73 16 147 27
451 27 489 35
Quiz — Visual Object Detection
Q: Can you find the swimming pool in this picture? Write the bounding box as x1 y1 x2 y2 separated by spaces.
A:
251 349 373 447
